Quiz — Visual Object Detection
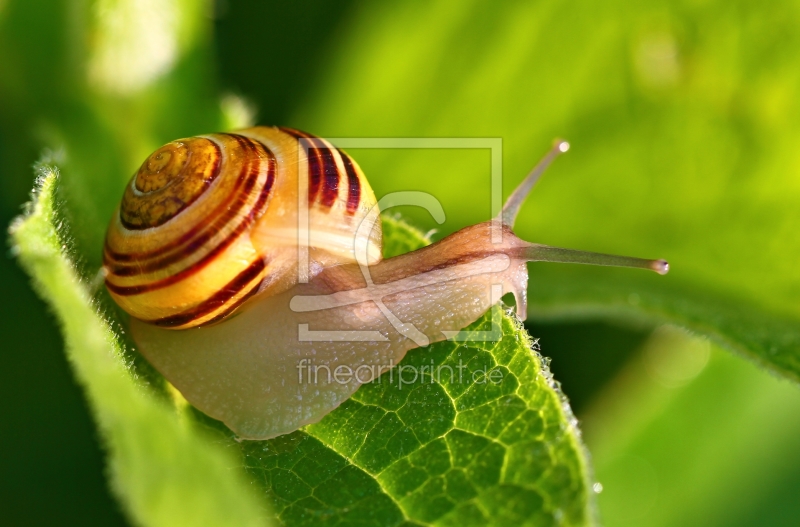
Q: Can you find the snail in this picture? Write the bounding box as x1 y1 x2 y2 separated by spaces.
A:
104 126 668 440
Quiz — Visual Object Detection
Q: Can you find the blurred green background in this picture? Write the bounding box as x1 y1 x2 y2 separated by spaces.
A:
2 0 800 526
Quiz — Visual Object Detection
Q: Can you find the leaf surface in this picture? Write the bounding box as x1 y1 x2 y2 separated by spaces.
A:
582 328 800 526
9 168 270 527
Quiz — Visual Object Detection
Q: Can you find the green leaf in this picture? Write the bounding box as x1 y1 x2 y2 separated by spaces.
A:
526 267 800 382
582 327 800 526
0 0 222 263
290 0 800 380
180 217 595 527
9 167 270 527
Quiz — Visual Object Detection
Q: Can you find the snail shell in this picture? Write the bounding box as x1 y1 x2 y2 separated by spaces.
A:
106 127 668 439
104 127 380 329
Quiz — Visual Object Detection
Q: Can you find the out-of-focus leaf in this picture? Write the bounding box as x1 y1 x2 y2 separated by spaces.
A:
0 0 222 264
526 267 800 381
9 168 270 527
582 327 800 526
87 0 206 94
290 0 800 379
380 215 433 258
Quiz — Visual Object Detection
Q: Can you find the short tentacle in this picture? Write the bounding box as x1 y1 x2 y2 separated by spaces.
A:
500 139 569 227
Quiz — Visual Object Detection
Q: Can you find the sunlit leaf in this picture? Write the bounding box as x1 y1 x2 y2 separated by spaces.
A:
9 168 270 527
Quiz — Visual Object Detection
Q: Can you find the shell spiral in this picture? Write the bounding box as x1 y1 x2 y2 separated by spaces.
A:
104 127 381 329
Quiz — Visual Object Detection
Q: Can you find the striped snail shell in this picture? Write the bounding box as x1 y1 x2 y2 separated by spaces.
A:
104 127 380 329
105 127 668 440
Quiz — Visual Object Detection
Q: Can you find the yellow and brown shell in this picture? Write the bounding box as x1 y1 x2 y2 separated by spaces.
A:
104 127 381 329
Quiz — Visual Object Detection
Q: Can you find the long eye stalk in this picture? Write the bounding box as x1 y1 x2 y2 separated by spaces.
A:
523 245 669 275
500 140 669 275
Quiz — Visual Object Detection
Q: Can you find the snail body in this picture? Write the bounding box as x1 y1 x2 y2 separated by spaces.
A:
107 126 668 439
